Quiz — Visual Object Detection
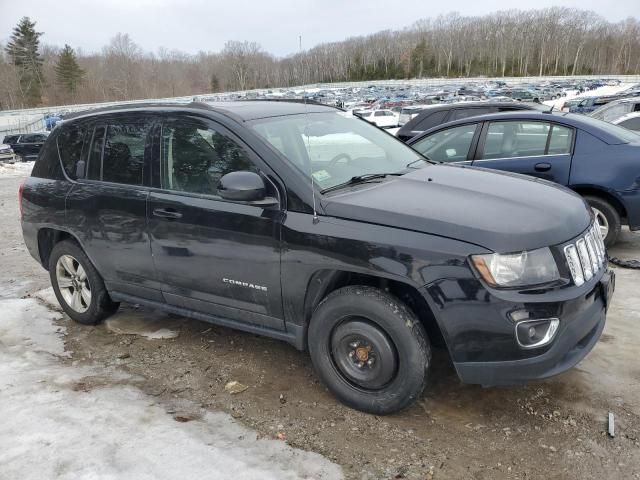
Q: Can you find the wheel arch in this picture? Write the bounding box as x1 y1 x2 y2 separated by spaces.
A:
570 186 627 221
37 228 83 270
301 269 446 351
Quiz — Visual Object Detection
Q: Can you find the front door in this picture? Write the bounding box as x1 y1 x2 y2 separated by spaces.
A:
147 115 284 330
473 120 573 185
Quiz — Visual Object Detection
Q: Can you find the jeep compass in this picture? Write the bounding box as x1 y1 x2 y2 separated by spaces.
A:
20 101 614 414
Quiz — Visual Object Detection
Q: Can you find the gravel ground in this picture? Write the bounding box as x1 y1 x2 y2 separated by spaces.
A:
2 172 639 480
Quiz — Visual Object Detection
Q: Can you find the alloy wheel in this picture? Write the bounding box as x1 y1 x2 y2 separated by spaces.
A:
56 254 91 313
591 207 609 241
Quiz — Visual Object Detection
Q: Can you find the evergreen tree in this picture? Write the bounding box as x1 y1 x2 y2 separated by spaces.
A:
210 73 220 92
5 17 44 106
55 44 85 95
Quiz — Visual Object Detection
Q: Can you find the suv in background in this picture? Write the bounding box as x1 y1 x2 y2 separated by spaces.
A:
20 101 613 414
2 132 48 161
396 102 546 142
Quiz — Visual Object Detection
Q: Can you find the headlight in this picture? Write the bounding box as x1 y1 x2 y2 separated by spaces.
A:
471 247 560 288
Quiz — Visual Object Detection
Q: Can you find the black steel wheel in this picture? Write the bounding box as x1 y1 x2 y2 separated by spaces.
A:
309 286 431 415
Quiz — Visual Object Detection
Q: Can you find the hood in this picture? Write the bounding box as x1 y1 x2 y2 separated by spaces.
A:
322 164 591 253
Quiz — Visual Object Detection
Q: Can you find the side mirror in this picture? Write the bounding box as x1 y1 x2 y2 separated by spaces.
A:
218 171 276 206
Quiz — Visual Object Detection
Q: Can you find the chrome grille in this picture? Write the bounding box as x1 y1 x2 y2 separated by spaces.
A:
564 223 606 286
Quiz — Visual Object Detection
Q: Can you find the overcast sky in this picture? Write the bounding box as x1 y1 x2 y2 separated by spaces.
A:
0 0 636 57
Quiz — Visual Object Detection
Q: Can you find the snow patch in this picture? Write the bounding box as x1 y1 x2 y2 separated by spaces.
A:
32 287 60 310
0 298 343 479
0 160 34 177
105 311 182 339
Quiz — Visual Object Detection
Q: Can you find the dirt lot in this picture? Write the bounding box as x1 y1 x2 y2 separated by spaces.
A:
2 172 639 480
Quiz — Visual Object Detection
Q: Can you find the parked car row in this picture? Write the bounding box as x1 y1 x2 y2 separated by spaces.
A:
20 100 615 415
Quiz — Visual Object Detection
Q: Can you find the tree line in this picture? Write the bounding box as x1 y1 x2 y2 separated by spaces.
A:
1 8 639 110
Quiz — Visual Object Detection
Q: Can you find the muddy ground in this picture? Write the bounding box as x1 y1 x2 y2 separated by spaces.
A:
2 172 639 480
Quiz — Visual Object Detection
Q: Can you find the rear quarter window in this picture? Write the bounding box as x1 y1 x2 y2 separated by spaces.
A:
57 124 88 180
31 133 64 180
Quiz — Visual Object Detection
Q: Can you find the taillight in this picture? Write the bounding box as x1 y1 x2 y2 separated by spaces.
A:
18 180 25 218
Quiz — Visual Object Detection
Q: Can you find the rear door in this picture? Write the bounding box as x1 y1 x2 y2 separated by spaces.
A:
473 120 573 184
147 114 284 330
65 115 160 301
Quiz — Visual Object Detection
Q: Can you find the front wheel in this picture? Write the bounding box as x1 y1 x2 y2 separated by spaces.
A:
49 240 119 325
585 196 621 247
308 286 431 415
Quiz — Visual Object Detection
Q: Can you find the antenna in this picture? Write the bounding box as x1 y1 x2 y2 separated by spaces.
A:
300 33 319 224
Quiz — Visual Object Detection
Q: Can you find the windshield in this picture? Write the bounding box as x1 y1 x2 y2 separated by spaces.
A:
249 112 426 191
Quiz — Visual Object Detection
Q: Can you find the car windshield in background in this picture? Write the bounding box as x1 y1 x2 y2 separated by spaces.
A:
249 112 427 191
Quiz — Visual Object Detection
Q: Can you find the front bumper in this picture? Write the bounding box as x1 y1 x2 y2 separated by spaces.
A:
0 152 15 162
457 269 614 386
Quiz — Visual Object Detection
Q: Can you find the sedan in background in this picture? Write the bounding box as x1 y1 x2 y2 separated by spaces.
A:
355 109 399 128
2 132 48 161
407 111 640 246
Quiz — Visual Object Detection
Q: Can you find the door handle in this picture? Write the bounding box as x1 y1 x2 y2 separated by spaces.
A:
534 162 552 172
153 208 183 220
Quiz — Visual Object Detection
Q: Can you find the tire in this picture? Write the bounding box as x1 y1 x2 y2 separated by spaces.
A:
14 154 23 163
584 196 621 247
308 286 431 415
49 239 119 325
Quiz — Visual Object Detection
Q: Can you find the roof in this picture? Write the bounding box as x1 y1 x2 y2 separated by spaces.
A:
408 110 632 145
61 100 338 124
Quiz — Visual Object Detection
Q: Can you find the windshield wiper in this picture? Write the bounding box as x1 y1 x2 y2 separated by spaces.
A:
406 154 437 168
320 173 403 194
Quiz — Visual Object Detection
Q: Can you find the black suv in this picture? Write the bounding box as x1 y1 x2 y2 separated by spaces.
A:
3 132 48 161
20 101 614 414
396 102 546 142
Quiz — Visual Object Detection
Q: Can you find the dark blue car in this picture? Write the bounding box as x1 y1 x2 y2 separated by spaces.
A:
408 111 640 246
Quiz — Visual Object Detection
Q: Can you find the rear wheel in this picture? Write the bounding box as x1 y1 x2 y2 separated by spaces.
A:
308 286 431 415
49 240 119 325
585 196 621 247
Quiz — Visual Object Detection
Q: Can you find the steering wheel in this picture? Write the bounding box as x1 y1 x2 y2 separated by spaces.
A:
328 153 353 167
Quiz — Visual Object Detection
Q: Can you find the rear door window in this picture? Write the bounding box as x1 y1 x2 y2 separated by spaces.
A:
86 121 151 185
481 121 550 159
102 123 149 185
547 124 574 154
87 126 105 181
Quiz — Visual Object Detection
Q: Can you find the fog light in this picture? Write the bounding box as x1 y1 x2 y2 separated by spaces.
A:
515 318 560 349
